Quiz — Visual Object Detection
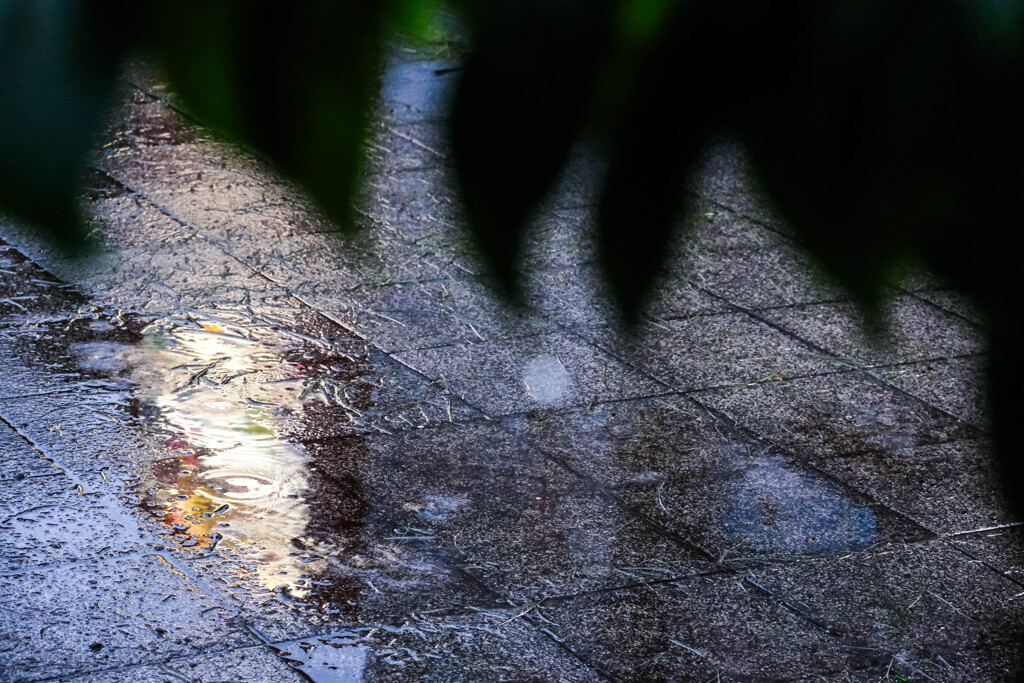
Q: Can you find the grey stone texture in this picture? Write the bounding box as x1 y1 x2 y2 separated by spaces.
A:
0 45 1019 682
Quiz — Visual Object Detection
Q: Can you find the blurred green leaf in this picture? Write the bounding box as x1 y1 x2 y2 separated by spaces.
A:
147 1 394 232
449 0 613 296
596 1 717 321
2 0 1024 541
392 0 449 45
0 1 129 252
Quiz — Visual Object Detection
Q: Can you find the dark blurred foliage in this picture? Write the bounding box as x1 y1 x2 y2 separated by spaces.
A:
6 1 1019 325
2 0 1024 634
450 0 614 295
148 2 391 230
0 2 125 248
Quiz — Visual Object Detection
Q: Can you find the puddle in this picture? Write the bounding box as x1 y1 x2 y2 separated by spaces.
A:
28 302 413 598
82 308 378 592
522 354 571 407
276 633 371 682
720 452 878 554
1 269 486 617
527 402 884 559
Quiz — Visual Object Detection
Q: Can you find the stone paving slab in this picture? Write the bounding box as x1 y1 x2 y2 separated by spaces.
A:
639 281 732 325
0 316 145 400
323 277 547 353
0 421 61 482
696 372 979 459
182 542 496 645
879 354 990 429
745 541 1024 678
532 571 866 680
308 420 717 603
0 393 167 492
595 311 837 392
913 289 988 326
363 174 461 243
106 302 484 441
272 612 603 682
691 142 790 232
522 396 927 562
377 57 459 124
682 200 789 253
0 242 88 320
83 187 200 249
832 642 1024 683
55 646 306 683
756 295 985 368
802 439 1014 535
364 119 451 174
520 208 598 264
394 331 670 417
32 237 281 314
687 243 845 310
0 554 257 682
520 260 616 332
285 348 484 440
130 432 499 643
98 136 302 238
947 526 1024 588
0 474 143 571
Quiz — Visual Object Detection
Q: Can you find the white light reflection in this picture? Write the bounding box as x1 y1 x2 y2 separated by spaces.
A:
125 317 318 594
522 354 571 407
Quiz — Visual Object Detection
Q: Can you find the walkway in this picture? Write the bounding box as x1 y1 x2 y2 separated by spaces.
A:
0 48 1020 682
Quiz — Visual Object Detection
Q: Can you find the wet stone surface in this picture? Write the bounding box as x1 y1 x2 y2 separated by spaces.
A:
756 295 986 368
745 541 1024 678
394 331 669 417
520 259 616 332
1 46 1021 681
180 534 497 644
802 439 1016 535
947 525 1024 587
0 474 144 571
533 571 865 680
308 420 717 603
0 241 89 320
323 278 547 353
690 141 792 232
594 311 837 392
0 421 60 482
696 372 979 459
0 315 141 399
0 554 257 681
684 242 845 310
913 288 989 326
55 646 307 683
0 391 168 492
879 354 990 429
523 396 927 563
272 611 603 683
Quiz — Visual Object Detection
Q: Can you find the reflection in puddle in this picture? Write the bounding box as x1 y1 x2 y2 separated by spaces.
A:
537 400 883 560
277 635 370 682
722 454 878 554
59 299 488 638
522 354 571 407
73 308 371 594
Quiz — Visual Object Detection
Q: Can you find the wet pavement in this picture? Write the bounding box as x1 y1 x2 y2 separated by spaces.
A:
0 49 1021 682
